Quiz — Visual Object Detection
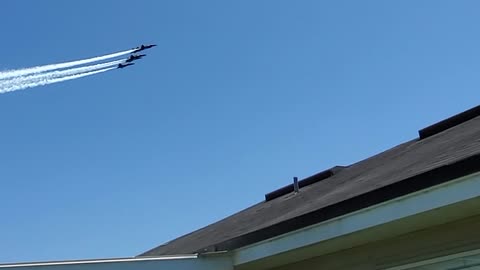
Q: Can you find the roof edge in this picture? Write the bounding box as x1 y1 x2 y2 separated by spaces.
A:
233 171 480 267
264 166 347 201
197 153 480 253
0 255 199 268
419 105 480 139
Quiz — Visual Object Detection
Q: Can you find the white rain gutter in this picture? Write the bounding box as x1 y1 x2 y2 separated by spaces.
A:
0 254 232 270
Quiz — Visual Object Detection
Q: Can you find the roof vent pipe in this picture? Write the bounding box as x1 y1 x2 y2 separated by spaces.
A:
293 177 299 193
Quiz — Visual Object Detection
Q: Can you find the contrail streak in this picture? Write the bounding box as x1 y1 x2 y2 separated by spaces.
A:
0 49 134 80
0 67 116 94
0 59 124 88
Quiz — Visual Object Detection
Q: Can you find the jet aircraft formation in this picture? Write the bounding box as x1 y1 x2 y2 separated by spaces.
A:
0 43 157 94
117 44 156 69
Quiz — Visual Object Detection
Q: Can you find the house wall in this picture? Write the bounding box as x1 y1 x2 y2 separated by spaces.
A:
270 214 480 270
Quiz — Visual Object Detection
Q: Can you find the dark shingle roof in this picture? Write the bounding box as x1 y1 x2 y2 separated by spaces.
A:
140 106 480 256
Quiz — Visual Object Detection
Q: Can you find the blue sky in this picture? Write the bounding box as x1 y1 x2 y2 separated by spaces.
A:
1 0 480 263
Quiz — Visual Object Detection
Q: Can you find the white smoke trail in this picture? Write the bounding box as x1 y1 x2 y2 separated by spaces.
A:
0 49 134 80
0 59 124 88
0 67 116 94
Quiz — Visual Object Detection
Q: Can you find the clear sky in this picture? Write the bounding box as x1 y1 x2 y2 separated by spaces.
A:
1 0 480 263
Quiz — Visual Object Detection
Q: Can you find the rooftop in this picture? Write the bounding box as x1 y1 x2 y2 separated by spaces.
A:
141 105 480 256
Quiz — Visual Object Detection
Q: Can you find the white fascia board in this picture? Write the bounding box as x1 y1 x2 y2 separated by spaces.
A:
233 172 480 266
0 255 233 270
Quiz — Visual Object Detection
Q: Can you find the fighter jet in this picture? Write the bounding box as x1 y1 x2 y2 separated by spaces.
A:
133 44 157 53
125 54 146 63
118 63 135 69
